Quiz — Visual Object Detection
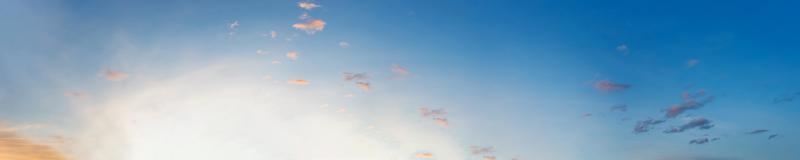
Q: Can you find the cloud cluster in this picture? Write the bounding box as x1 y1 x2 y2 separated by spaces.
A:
634 118 665 133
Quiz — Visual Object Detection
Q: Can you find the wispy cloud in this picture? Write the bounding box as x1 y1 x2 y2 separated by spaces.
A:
298 2 321 10
688 137 719 145
420 107 446 118
101 69 130 81
747 129 768 134
343 72 369 81
610 105 628 112
355 82 370 91
664 117 714 133
392 64 411 76
415 152 434 158
687 59 700 68
470 146 494 155
292 19 326 34
594 80 630 91
228 20 239 35
634 118 665 133
287 79 310 85
666 90 714 118
616 44 629 54
339 41 350 48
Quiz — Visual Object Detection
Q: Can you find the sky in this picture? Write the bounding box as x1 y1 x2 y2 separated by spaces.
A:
1 0 800 160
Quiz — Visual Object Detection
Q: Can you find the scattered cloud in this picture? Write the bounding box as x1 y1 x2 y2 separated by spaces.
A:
339 41 350 48
470 146 494 155
228 20 239 35
287 79 310 85
610 105 628 112
292 19 326 34
666 90 714 118
687 59 700 68
616 44 629 54
286 51 299 61
298 2 321 10
747 129 768 135
415 152 434 158
355 82 370 91
664 117 714 133
420 107 446 118
634 118 665 133
343 72 369 81
594 80 630 91
392 64 411 76
101 69 130 81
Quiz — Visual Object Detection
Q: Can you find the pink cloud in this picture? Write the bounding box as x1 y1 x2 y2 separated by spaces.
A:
287 79 310 85
292 19 326 34
286 51 299 61
593 80 630 91
101 69 130 81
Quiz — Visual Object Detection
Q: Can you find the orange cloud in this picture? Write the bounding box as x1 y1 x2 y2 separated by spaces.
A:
286 51 299 61
415 152 434 158
292 19 326 34
101 69 129 81
434 118 449 127
0 125 68 160
355 82 370 91
298 2 321 10
287 79 310 85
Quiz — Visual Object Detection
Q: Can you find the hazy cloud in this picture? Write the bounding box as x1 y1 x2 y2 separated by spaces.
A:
470 146 494 155
0 125 67 160
634 118 665 133
355 82 370 91
101 69 130 81
287 79 310 85
610 105 628 112
747 129 768 135
343 72 369 81
687 59 700 68
664 117 714 133
392 64 411 76
286 51 299 61
339 41 350 48
415 152 433 158
616 44 629 54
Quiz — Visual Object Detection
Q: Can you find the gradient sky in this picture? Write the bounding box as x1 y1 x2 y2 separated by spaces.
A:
2 0 800 160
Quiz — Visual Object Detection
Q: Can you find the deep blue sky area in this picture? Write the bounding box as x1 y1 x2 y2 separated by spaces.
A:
2 0 800 160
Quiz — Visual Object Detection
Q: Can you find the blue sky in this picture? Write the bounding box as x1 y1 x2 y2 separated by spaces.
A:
2 0 800 160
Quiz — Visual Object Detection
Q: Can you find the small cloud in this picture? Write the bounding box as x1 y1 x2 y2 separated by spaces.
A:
262 75 272 80
688 137 718 145
415 152 434 159
343 72 369 81
433 118 448 127
470 146 494 155
616 44 629 54
634 118 665 133
339 41 350 48
420 107 446 118
581 113 593 118
292 19 326 34
392 64 411 76
610 105 628 112
299 12 311 20
355 82 370 91
664 117 714 133
747 129 768 134
256 49 270 55
666 91 714 118
687 59 700 68
287 79 310 85
228 20 239 35
298 2 321 10
101 69 130 81
271 60 282 64
594 80 630 91
64 91 89 98
286 51 299 61
483 155 497 160
768 134 780 140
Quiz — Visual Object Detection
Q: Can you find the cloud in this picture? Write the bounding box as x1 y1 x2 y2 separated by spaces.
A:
688 137 718 145
768 134 780 140
747 129 768 134
339 41 350 48
594 80 630 91
355 82 370 91
299 12 310 20
420 107 446 118
292 19 326 34
270 30 277 39
0 125 68 160
609 105 628 112
470 146 494 155
634 118 665 133
483 155 497 160
392 64 411 76
286 51 299 61
664 117 714 133
666 90 714 118
616 44 629 54
298 2 321 10
415 152 433 158
343 72 369 81
687 59 700 68
287 79 310 85
228 20 239 35
433 118 449 127
101 69 129 81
